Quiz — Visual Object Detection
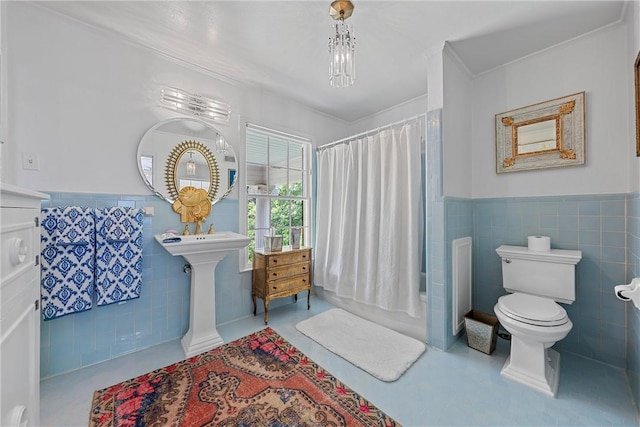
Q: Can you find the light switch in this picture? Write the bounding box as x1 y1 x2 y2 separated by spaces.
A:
22 153 39 170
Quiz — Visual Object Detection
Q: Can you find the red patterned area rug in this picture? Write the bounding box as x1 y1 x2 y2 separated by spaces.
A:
90 327 400 426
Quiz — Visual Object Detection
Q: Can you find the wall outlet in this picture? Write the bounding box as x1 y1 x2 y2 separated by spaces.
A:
22 152 39 170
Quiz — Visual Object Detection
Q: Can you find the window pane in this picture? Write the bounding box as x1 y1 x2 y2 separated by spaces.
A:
253 197 271 230
246 132 269 165
290 143 303 171
269 136 288 167
271 199 290 230
254 228 268 251
246 164 268 195
269 167 288 195
247 198 256 230
289 170 303 197
247 229 256 263
291 200 304 227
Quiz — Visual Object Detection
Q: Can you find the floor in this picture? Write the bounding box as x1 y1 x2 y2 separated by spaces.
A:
41 298 639 427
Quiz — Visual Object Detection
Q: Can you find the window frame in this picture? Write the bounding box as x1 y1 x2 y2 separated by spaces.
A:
239 123 313 272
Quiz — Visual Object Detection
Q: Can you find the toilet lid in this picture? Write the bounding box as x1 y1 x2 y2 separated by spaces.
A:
498 293 569 326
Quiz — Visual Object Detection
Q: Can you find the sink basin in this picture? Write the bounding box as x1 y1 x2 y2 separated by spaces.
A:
155 231 250 357
155 231 251 261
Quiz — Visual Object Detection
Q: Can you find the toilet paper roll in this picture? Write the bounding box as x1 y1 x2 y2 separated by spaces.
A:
528 235 551 252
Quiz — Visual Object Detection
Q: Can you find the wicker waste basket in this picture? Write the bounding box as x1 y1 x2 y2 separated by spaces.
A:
464 310 499 354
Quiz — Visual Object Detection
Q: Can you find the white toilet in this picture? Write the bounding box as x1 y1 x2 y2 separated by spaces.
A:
494 244 582 397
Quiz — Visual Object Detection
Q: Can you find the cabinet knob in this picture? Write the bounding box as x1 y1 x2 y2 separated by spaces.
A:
272 273 277 277
8 237 27 266
9 405 28 427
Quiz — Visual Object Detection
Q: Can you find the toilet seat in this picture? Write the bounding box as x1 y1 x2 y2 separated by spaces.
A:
497 293 569 327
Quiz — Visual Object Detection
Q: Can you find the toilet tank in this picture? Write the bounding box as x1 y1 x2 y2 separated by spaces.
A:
496 245 582 304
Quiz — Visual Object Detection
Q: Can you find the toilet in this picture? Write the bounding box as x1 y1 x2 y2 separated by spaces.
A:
494 244 581 397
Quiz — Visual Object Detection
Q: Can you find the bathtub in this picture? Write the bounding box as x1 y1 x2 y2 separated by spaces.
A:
314 273 427 342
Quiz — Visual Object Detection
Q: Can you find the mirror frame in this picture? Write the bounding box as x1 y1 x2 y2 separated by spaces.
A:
635 51 640 157
495 92 585 174
165 140 220 202
137 117 238 205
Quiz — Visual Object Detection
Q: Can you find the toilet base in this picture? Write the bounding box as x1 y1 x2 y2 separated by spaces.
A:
501 345 560 397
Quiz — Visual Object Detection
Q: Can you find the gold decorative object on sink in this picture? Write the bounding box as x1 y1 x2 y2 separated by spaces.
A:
172 186 212 233
495 92 585 174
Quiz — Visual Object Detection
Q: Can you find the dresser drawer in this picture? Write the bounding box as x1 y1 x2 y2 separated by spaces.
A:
266 262 309 282
267 249 310 268
269 274 311 294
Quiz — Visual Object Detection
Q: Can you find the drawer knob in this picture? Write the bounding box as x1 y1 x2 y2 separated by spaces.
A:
273 259 278 263
272 273 277 277
302 266 306 270
9 237 28 266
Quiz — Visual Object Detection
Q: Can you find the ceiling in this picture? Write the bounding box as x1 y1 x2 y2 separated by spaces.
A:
36 1 626 123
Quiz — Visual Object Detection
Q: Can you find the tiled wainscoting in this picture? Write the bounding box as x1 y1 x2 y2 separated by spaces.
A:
626 194 640 407
39 192 250 378
471 194 627 368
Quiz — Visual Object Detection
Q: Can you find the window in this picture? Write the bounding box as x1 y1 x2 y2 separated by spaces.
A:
243 124 312 269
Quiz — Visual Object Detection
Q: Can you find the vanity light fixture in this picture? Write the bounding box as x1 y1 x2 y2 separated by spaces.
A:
328 0 356 88
215 134 228 154
159 86 231 124
186 151 197 176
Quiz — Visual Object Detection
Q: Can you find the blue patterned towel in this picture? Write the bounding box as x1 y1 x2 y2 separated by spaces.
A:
95 207 144 306
40 207 95 320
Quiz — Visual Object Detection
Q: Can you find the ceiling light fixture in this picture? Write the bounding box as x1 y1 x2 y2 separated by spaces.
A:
328 0 355 88
159 86 231 124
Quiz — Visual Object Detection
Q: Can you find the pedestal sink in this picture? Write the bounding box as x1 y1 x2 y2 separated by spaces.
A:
155 231 251 357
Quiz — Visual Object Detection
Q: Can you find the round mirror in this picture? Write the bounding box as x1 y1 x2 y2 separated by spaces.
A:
137 118 238 205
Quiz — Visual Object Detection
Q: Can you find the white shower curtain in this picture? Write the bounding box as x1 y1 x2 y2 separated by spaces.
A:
315 120 423 318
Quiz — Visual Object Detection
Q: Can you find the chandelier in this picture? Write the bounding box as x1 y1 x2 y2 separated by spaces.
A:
186 151 197 176
328 0 355 88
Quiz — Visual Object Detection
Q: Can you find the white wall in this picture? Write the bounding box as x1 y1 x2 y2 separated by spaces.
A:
6 2 348 194
471 23 630 199
628 1 640 193
442 46 473 198
346 94 427 137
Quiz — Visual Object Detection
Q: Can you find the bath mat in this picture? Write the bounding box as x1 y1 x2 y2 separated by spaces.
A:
89 328 400 427
296 308 425 382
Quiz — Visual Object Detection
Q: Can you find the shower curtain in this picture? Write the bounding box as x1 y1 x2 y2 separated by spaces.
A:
315 120 423 318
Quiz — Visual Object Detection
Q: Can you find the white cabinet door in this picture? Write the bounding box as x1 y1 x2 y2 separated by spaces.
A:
0 202 42 427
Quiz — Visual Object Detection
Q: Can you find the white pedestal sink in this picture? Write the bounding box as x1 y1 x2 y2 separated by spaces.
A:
155 231 251 357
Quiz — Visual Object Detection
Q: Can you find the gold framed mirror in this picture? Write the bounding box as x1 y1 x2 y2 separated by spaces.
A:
496 92 585 173
635 51 640 157
165 140 220 202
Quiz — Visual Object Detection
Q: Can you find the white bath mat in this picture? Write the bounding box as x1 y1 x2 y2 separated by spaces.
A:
295 308 426 381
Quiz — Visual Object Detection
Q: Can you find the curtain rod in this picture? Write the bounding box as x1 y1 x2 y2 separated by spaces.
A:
317 113 426 150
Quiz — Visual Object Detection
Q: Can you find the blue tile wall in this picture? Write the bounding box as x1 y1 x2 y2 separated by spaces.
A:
626 193 640 409
473 194 627 368
39 192 256 378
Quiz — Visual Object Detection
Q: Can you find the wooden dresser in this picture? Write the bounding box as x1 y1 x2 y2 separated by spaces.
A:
252 247 311 324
